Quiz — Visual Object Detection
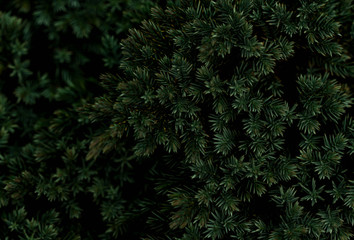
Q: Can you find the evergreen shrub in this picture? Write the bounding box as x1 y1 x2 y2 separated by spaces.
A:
86 0 354 239
0 0 160 239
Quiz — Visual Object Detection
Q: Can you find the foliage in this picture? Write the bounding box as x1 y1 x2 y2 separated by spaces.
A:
85 0 354 239
0 0 161 238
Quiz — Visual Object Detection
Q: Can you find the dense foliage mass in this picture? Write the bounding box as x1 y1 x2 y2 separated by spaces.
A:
0 0 162 239
86 0 354 239
0 0 353 239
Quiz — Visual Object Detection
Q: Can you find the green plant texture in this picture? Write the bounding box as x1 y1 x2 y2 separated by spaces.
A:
85 0 354 239
0 0 162 239
0 0 353 239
